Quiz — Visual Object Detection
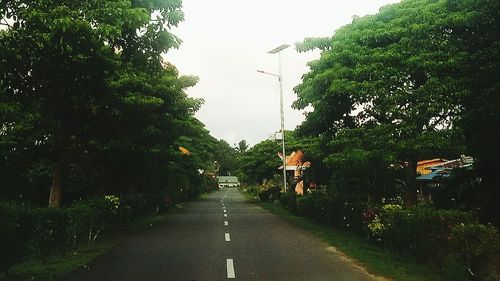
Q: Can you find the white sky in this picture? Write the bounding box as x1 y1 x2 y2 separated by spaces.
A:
165 0 400 147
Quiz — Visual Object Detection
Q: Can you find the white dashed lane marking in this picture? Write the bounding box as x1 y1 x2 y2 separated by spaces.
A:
225 233 231 242
224 221 228 226
226 259 235 279
224 214 227 217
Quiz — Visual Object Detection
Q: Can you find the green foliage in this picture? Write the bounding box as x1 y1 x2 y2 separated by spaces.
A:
0 195 151 273
293 0 488 206
451 224 500 281
121 193 171 217
30 208 72 260
372 206 475 263
237 139 282 185
278 192 297 212
0 202 32 273
235 139 249 154
0 0 225 210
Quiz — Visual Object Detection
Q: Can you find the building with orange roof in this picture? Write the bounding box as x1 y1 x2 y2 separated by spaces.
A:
416 158 447 175
278 150 313 195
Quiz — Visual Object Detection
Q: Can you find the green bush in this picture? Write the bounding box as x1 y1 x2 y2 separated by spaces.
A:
69 195 130 244
200 175 218 193
0 201 33 273
121 193 168 216
0 195 132 272
278 192 297 212
294 192 366 232
258 186 281 202
244 186 260 198
374 206 475 263
451 223 500 281
30 207 71 260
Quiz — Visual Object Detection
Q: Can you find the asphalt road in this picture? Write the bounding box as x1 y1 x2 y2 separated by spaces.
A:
63 188 383 281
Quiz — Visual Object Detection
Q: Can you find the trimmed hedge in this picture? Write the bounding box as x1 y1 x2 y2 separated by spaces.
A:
0 195 130 273
293 191 367 233
373 206 475 263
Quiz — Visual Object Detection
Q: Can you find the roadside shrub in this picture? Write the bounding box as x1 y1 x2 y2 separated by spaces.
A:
293 192 366 233
326 196 367 233
122 193 167 216
258 186 280 202
201 175 218 193
375 206 475 263
278 192 296 212
451 223 500 281
0 202 33 273
244 186 260 198
30 207 71 260
296 194 314 217
69 195 130 244
295 192 329 224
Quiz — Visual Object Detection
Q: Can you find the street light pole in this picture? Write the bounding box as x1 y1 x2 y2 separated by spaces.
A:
257 44 290 193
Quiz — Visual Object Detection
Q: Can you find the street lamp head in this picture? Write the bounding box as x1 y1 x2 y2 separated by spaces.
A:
257 69 280 78
268 44 290 54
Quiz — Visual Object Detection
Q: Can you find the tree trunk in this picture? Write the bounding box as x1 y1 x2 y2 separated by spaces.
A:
48 161 63 208
404 158 418 207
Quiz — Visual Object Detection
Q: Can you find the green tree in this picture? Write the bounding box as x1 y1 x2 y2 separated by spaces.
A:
235 140 249 154
447 0 500 226
0 0 186 206
237 140 281 185
294 0 469 205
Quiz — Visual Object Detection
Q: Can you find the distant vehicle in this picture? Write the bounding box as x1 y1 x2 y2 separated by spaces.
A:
217 176 240 188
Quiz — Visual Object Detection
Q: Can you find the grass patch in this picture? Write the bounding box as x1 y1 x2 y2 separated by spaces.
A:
2 204 184 281
5 239 117 281
255 200 452 281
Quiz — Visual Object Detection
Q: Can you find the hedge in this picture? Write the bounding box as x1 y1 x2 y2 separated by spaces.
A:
0 195 130 273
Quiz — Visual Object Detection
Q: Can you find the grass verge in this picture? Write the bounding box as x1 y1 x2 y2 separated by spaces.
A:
3 205 184 281
248 196 454 281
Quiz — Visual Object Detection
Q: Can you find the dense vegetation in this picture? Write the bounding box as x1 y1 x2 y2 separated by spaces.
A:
293 0 499 224
0 0 238 276
1 0 499 280
241 0 499 280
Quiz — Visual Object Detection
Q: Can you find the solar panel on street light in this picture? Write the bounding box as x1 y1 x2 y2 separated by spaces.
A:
267 44 290 54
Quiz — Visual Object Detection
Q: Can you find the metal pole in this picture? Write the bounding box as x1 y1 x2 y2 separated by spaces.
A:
278 52 287 193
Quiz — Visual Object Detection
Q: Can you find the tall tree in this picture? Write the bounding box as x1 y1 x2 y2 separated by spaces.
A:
294 0 469 205
0 0 185 206
235 140 249 154
445 0 500 225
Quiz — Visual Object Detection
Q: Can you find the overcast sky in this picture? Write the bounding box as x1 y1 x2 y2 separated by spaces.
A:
165 0 400 147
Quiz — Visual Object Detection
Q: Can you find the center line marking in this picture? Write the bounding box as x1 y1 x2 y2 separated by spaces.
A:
223 209 226 213
224 221 228 226
224 214 227 217
226 259 235 279
225 233 231 241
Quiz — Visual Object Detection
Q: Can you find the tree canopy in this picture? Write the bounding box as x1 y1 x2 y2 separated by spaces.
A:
292 0 499 221
0 0 230 207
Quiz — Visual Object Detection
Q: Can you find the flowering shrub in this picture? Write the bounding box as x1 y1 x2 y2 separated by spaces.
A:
69 195 130 244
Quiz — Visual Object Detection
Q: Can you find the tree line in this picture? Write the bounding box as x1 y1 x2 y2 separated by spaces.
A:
239 0 499 227
236 1 499 278
0 0 237 207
